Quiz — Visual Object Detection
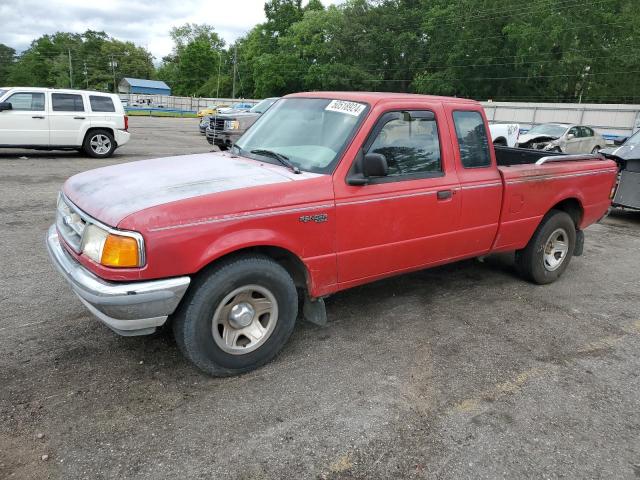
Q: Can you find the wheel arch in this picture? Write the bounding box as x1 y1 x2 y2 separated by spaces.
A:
195 244 311 294
548 197 584 228
493 137 507 146
83 127 117 146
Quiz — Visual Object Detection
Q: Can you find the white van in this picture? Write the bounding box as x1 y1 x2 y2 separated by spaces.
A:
0 87 130 158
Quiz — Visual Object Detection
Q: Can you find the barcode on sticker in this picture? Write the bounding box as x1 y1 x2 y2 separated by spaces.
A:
325 100 366 116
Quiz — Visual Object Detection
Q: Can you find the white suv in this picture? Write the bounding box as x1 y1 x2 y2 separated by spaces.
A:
0 87 130 158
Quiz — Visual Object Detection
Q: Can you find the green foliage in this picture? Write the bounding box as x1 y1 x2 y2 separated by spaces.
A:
4 30 153 91
2 0 639 103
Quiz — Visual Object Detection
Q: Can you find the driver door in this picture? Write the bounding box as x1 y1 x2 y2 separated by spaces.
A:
0 91 49 146
563 126 581 153
334 107 462 284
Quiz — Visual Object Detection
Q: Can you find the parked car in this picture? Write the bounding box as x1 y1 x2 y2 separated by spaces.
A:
206 97 279 150
488 122 520 146
217 102 254 114
516 123 605 154
0 87 129 158
47 92 617 376
199 115 212 135
197 104 221 117
600 130 640 210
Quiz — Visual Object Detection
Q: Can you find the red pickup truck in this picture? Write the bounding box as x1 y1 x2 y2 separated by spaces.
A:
47 92 617 376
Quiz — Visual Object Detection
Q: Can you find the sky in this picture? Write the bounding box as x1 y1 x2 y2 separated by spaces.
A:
0 0 340 60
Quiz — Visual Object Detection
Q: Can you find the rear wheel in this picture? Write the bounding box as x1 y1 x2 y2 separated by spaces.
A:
172 255 298 376
83 129 116 158
515 210 576 284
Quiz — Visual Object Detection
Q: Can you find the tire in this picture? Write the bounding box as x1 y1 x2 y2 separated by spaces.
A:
549 147 562 153
515 210 576 285
218 144 229 151
83 129 116 158
173 255 298 376
493 138 507 146
591 146 601 154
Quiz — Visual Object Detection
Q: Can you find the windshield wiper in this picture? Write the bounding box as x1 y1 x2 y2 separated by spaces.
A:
250 149 301 174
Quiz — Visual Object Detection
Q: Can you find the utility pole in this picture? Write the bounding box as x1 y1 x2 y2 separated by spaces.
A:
68 49 73 88
232 45 237 100
216 51 222 101
110 55 117 93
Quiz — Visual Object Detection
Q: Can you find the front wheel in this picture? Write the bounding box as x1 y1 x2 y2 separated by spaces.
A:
172 255 298 376
515 210 576 284
591 146 601 154
83 129 116 158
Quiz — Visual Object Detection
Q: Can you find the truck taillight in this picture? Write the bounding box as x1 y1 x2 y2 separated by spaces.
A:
124 116 129 131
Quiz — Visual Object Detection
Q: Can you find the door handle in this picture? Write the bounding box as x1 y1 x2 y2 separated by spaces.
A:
74 116 86 120
32 116 45 119
437 189 453 200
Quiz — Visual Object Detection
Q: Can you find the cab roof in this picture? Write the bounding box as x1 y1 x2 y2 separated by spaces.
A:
285 91 479 107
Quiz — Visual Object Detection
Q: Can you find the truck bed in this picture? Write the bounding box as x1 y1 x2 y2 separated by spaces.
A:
493 155 618 252
494 145 564 166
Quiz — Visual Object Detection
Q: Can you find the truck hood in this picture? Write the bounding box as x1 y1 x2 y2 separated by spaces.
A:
600 144 640 160
517 133 559 144
63 152 315 227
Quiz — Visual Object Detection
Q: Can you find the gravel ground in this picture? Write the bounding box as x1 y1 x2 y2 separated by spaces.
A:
1 116 639 479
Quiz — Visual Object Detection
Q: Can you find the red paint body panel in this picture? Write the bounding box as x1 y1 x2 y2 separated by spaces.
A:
60 92 617 299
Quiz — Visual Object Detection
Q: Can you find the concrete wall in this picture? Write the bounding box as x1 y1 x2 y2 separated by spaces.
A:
482 101 640 140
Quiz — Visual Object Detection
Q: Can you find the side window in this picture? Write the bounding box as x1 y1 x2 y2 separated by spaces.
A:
52 93 85 112
6 92 45 111
367 111 441 177
452 110 491 168
89 96 115 112
568 127 579 137
582 127 594 137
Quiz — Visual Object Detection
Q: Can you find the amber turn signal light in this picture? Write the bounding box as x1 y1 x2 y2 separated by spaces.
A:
101 234 140 268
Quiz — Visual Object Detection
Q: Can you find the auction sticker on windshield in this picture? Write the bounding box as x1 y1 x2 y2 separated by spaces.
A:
325 100 366 117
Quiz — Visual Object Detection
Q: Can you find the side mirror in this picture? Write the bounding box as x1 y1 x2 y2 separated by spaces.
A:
566 133 575 140
614 137 628 146
0 102 12 112
363 153 388 177
346 152 389 186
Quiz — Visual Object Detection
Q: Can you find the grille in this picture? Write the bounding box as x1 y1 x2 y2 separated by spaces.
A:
56 194 87 252
209 117 225 131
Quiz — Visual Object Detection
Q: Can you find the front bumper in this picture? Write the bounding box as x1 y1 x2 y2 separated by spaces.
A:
46 225 190 336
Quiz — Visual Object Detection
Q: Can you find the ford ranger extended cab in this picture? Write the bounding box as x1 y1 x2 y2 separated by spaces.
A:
47 92 617 376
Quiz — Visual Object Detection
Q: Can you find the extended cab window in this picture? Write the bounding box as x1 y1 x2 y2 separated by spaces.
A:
367 111 441 177
453 110 491 168
52 93 84 112
89 95 116 112
6 92 45 111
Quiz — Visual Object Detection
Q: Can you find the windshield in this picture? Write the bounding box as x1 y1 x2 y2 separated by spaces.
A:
625 130 640 147
250 98 277 114
526 124 568 138
235 97 368 174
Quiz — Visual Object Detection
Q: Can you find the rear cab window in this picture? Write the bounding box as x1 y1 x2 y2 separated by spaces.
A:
89 95 116 112
363 110 442 182
52 93 85 112
452 110 491 168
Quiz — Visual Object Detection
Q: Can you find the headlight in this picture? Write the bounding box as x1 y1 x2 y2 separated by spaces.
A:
224 120 240 130
81 224 142 268
81 224 109 263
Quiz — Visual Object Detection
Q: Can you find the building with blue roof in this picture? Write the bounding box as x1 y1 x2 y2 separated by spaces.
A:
118 78 171 95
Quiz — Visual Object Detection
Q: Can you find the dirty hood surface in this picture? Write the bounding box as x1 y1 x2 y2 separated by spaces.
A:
63 152 303 226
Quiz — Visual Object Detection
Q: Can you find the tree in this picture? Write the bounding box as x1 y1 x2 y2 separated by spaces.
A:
157 24 226 96
0 44 15 85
